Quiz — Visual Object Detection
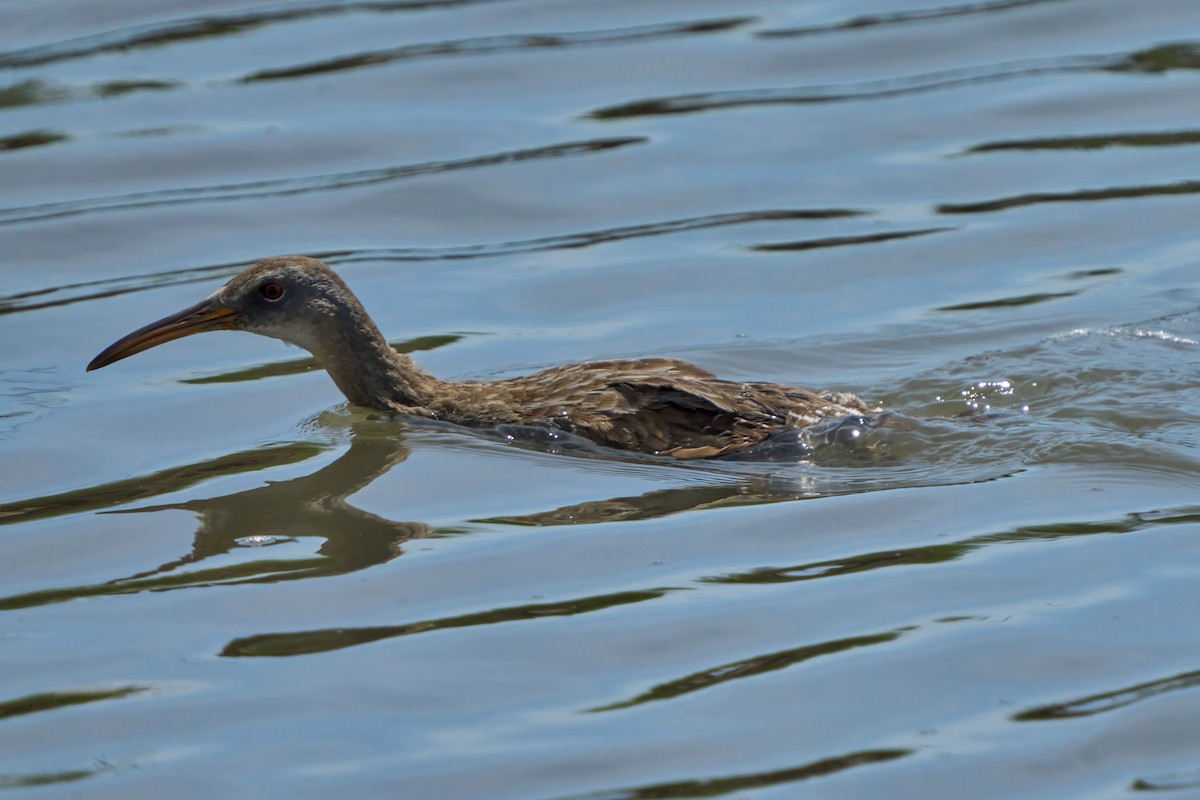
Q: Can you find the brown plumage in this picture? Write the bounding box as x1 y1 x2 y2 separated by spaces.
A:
88 256 874 458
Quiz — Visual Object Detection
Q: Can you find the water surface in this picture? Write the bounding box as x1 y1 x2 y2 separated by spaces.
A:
2 0 1200 797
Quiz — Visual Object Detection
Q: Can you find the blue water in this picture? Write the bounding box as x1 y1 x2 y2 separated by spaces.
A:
3 1 1200 797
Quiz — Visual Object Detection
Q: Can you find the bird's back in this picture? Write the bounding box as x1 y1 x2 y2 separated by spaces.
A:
428 358 873 458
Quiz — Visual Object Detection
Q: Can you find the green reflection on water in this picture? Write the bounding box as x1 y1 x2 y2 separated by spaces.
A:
222 588 680 657
0 129 68 152
1015 667 1200 721
967 129 1200 154
553 749 910 800
589 631 902 712
0 686 146 720
0 768 100 789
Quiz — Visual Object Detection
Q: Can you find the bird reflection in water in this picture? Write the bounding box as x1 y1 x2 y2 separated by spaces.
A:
121 418 434 585
0 420 428 609
0 410 903 613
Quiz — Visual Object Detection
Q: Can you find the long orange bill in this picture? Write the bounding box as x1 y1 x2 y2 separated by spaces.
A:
87 298 239 371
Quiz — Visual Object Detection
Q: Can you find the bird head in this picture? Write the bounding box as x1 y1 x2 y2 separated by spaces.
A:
87 256 364 371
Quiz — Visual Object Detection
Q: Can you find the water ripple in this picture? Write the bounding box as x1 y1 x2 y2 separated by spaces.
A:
0 0 522 69
0 208 862 315
964 129 1200 154
590 42 1200 119
938 179 1200 215
241 17 753 82
221 588 678 657
0 686 147 720
550 750 911 800
590 54 1115 119
588 630 903 712
0 136 645 227
751 226 952 252
1015 665 1200 721
756 0 1075 39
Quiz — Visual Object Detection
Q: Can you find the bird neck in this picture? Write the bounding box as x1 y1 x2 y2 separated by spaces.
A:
308 313 443 412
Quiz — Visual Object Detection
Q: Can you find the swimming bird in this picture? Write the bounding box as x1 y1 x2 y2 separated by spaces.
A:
87 256 874 458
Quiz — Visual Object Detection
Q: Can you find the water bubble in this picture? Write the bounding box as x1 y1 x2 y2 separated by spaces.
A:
235 535 287 547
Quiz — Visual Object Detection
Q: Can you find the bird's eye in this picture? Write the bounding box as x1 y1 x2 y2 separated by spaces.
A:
260 282 284 301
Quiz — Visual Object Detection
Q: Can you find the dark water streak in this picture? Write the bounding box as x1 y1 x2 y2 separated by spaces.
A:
241 17 754 82
0 137 645 227
0 0 525 69
0 209 861 315
590 42 1200 119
